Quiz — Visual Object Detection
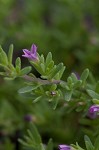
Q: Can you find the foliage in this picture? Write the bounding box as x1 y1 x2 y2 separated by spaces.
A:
0 0 99 75
0 44 99 150
19 123 53 150
0 0 99 150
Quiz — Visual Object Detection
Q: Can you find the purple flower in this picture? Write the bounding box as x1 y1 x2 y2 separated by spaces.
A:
89 105 99 119
24 114 32 122
89 105 99 113
22 44 38 61
59 145 71 150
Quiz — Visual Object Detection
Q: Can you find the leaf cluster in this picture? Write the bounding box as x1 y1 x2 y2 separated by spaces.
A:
19 123 53 150
0 45 31 80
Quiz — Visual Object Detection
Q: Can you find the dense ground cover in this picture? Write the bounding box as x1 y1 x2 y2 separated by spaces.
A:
0 0 99 150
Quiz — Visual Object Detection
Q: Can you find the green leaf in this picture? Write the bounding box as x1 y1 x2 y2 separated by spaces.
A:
64 91 72 101
76 142 85 150
29 123 42 144
73 80 82 89
20 124 42 149
53 98 59 110
15 57 21 73
87 90 99 99
71 73 78 83
8 44 13 64
27 129 35 142
39 143 45 150
67 77 73 85
72 143 84 150
46 52 52 67
60 82 70 90
71 144 78 150
33 96 43 103
46 139 53 150
80 69 89 82
47 61 54 69
84 135 94 150
0 46 8 65
40 63 45 73
20 66 32 76
94 135 99 150
45 61 55 76
30 61 44 74
92 99 99 104
58 66 65 79
4 77 15 80
18 85 39 93
53 72 60 80
18 139 31 147
50 84 57 91
67 77 74 89
40 54 45 63
48 63 63 79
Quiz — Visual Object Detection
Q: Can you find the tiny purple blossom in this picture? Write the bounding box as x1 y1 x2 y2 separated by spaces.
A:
24 114 32 122
89 105 99 113
89 105 99 119
22 44 38 61
59 145 71 150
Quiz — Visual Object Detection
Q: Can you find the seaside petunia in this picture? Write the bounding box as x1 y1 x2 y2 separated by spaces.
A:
59 145 71 150
89 105 99 118
22 44 38 61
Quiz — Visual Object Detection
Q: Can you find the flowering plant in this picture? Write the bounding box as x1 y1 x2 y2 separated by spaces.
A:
0 44 99 150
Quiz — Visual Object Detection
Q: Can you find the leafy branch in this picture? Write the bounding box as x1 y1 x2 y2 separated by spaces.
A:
18 123 53 150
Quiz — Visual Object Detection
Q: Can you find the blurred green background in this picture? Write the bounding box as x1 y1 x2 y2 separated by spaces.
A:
0 0 99 150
